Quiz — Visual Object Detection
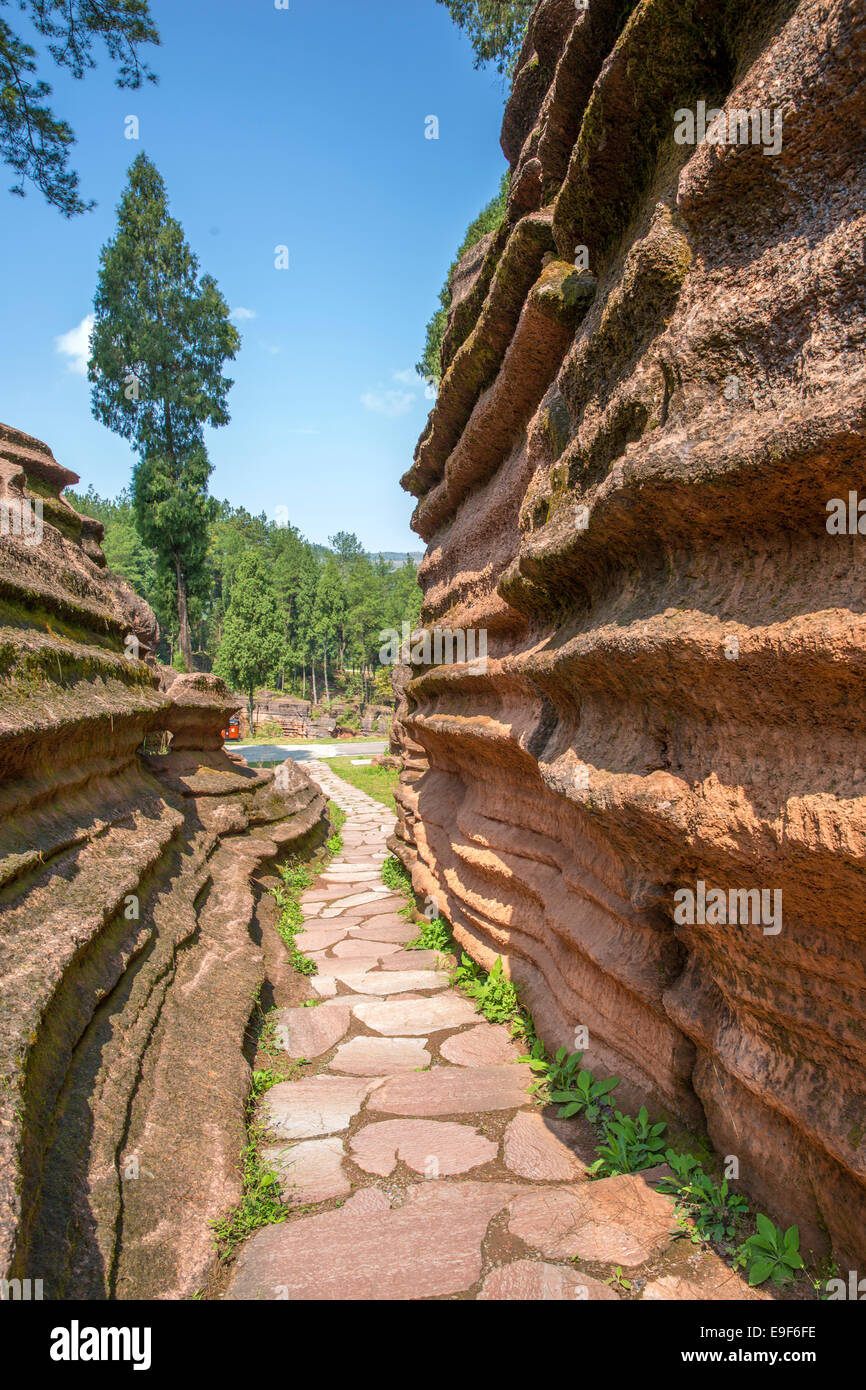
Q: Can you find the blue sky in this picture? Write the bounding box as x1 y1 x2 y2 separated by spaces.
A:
0 0 509 553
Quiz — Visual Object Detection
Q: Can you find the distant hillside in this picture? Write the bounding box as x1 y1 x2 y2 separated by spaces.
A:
374 551 424 568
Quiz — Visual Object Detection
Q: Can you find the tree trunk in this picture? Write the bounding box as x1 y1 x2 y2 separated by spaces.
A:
248 688 254 736
311 661 317 705
175 551 194 671
302 666 306 699
323 645 330 701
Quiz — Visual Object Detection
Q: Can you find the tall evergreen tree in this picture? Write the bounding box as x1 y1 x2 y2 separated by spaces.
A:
88 153 240 670
312 557 346 703
214 553 282 733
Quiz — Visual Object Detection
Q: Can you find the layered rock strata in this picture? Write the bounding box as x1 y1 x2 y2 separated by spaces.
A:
0 424 327 1298
395 0 866 1267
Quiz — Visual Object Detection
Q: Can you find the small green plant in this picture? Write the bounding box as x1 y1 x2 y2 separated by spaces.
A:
210 1127 288 1260
408 916 452 951
589 1107 668 1177
659 1151 749 1247
277 863 312 892
455 953 520 1024
736 1215 803 1287
257 1008 281 1057
250 1067 283 1099
520 1038 550 1098
326 802 346 854
288 947 317 976
268 859 321 973
604 1266 632 1292
519 1045 619 1120
381 855 412 893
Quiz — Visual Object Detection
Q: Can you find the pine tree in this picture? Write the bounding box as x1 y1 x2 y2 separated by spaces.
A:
88 154 240 670
312 557 346 704
214 553 282 733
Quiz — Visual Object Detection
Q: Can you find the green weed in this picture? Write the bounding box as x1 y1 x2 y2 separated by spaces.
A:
589 1107 668 1176
736 1215 804 1287
408 916 452 951
381 855 412 893
455 953 520 1024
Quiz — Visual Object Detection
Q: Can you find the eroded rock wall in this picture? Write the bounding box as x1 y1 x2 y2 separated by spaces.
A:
0 424 327 1298
395 0 866 1266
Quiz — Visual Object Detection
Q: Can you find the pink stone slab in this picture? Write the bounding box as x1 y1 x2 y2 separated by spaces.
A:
507 1175 678 1267
352 996 479 1035
261 1075 381 1140
502 1110 587 1181
330 1036 431 1076
260 1137 350 1204
227 1181 521 1301
478 1261 619 1301
349 1118 496 1177
439 1023 523 1068
368 1064 533 1116
273 1006 351 1059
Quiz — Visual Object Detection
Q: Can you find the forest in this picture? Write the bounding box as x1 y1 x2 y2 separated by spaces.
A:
67 483 422 704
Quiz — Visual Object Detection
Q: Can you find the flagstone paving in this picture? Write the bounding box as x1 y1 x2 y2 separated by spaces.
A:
225 761 764 1302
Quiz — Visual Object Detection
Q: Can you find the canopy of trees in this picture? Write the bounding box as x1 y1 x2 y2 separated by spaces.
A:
435 0 534 75
67 484 423 702
0 0 159 215
416 170 510 386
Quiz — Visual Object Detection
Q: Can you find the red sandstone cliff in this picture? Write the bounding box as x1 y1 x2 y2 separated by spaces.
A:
0 423 327 1298
395 0 866 1268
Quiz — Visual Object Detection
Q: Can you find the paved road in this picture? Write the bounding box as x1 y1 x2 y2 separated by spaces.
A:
229 740 387 764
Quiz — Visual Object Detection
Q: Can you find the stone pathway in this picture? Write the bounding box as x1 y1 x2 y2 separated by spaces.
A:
226 761 764 1302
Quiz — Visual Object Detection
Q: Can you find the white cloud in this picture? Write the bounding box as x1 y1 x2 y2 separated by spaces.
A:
231 306 257 321
361 388 416 418
361 369 423 417
55 314 95 376
259 340 280 355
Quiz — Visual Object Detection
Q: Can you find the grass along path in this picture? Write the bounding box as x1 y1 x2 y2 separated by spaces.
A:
325 756 398 811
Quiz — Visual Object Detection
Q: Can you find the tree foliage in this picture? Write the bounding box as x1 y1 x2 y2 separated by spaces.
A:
89 154 239 671
0 0 159 215
416 170 510 385
435 0 534 75
64 482 424 703
214 552 284 731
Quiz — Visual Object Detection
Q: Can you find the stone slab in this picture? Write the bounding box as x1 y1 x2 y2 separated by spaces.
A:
368 1064 533 1117
353 996 479 1035
227 1182 520 1300
507 1174 678 1267
350 1118 496 1177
